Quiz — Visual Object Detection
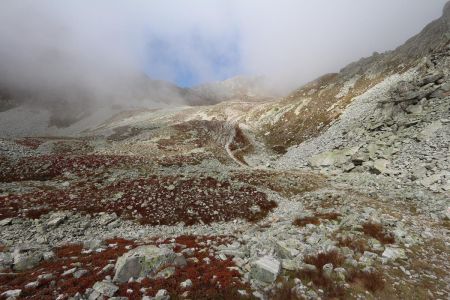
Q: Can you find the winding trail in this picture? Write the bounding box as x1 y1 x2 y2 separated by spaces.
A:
224 125 249 168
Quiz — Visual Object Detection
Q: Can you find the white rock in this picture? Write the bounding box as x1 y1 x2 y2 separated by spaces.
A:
250 256 281 283
180 279 193 288
92 281 119 297
382 247 407 261
113 245 176 283
1 290 22 298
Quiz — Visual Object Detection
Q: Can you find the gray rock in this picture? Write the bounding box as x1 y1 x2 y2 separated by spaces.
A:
47 216 66 227
92 281 119 297
113 245 176 283
308 149 353 168
1 289 21 298
371 159 389 174
74 269 89 279
155 266 175 279
0 218 13 226
421 72 444 85
12 249 43 271
25 281 39 289
276 240 300 259
83 239 105 250
100 263 115 274
62 267 77 276
281 259 300 271
382 247 407 261
0 252 13 270
180 279 193 288
155 289 170 300
250 256 281 283
322 263 334 279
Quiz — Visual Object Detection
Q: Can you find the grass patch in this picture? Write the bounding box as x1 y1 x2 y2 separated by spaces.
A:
347 269 385 292
293 212 341 227
362 222 395 244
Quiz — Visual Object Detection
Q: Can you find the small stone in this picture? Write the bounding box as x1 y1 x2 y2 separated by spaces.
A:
0 218 13 226
62 267 77 276
100 263 115 274
73 269 89 279
25 281 39 289
1 289 22 298
155 266 175 279
47 216 66 227
92 281 119 297
156 289 169 297
83 239 105 250
180 279 193 288
322 263 333 279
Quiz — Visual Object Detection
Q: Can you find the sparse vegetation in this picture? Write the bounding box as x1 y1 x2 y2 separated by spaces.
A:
362 222 395 244
293 212 341 227
347 269 385 292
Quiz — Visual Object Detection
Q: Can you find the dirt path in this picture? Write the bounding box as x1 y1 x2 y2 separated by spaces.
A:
224 124 249 168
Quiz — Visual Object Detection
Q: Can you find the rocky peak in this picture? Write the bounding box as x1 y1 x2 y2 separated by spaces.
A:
444 1 450 20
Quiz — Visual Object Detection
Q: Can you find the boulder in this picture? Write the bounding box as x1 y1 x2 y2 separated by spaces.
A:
92 281 119 297
382 247 407 261
0 218 12 226
113 246 177 283
250 256 281 283
421 72 444 85
371 159 389 174
308 149 356 168
1 289 22 298
276 240 300 259
12 249 43 271
0 252 13 270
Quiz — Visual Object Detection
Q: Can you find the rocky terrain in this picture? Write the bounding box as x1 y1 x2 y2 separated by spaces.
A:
1 3 450 300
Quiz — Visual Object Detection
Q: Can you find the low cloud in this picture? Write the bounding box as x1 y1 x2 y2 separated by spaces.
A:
0 0 447 107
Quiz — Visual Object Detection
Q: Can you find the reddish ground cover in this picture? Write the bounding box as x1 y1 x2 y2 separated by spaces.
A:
0 236 252 300
0 155 146 183
0 238 135 300
15 138 44 150
116 236 252 299
0 175 276 226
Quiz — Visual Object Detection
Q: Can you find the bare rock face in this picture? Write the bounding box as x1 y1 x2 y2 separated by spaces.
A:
113 245 177 283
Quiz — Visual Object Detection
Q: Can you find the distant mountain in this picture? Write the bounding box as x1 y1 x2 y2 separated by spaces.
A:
193 75 280 103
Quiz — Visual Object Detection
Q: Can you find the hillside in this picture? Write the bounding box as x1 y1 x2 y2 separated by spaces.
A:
0 3 449 300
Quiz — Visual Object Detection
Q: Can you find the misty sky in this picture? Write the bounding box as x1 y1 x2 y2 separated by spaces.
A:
0 0 448 95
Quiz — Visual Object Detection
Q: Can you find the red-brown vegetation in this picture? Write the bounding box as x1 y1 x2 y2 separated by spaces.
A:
0 238 135 300
337 237 368 253
293 212 341 227
362 222 395 244
296 251 346 298
293 216 320 227
15 138 44 150
0 236 252 299
231 170 323 198
0 175 276 226
347 269 385 292
0 154 145 183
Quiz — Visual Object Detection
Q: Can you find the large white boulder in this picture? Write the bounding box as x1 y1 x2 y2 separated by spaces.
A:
113 245 177 283
250 256 281 283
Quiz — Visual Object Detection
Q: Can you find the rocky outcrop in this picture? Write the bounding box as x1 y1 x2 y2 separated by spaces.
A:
113 246 178 283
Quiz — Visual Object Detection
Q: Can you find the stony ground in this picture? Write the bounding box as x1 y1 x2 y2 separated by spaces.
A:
1 16 450 300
